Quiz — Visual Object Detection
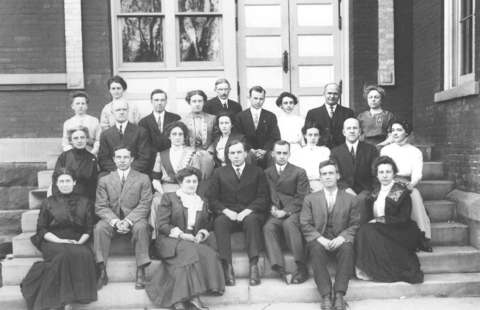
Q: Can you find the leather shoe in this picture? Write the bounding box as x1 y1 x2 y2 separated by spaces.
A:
135 268 146 290
291 267 309 284
321 293 333 310
417 232 433 253
222 261 236 286
333 292 345 310
96 264 108 291
189 296 208 310
173 302 186 310
249 264 261 286
280 272 292 285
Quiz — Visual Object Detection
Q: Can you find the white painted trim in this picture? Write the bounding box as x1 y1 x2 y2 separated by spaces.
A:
0 74 67 85
434 81 479 102
64 0 84 89
341 0 350 108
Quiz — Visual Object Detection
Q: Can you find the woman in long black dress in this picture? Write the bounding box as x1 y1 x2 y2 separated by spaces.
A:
146 167 225 310
355 156 424 284
21 168 97 310
52 126 98 202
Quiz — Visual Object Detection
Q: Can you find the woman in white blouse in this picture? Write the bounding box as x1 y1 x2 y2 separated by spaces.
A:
289 122 331 192
212 111 248 167
62 91 101 155
275 92 305 153
380 119 432 252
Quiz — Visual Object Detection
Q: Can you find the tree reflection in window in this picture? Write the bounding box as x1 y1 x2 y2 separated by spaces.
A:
122 17 164 62
179 16 220 62
178 0 219 12
121 0 161 13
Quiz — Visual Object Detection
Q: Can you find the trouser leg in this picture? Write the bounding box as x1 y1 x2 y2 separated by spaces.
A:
307 240 332 296
242 213 266 260
282 213 306 266
213 214 237 263
94 220 114 265
263 217 286 270
333 242 355 294
131 218 151 267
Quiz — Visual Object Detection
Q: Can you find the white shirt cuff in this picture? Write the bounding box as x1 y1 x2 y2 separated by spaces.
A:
110 219 120 227
124 218 133 226
198 229 210 240
169 227 183 239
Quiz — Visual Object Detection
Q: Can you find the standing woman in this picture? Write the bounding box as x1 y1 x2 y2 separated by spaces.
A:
146 167 225 310
149 121 200 240
212 111 248 167
289 122 331 192
100 75 140 131
21 168 97 310
275 92 305 153
62 91 101 155
355 156 424 283
357 85 395 146
380 119 432 252
53 126 99 203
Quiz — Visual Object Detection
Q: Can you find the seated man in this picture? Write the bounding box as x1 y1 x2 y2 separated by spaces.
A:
98 100 150 178
330 118 379 224
300 160 360 310
207 140 269 286
263 140 310 285
235 86 280 168
94 145 153 291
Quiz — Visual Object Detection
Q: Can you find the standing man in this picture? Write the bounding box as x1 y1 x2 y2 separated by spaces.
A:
98 100 150 177
235 86 281 168
330 118 379 224
138 89 181 177
94 145 153 291
203 78 243 117
263 141 310 285
305 83 354 149
207 140 269 287
300 160 360 310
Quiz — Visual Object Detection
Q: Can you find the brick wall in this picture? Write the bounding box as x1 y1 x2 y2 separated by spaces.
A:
0 0 111 138
412 0 480 193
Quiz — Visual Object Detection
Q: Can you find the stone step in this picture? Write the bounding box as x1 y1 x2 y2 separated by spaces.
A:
422 162 444 180
0 162 46 187
424 200 456 222
430 222 469 246
414 144 433 162
0 210 28 238
0 186 36 211
37 170 53 189
28 188 47 210
3 273 480 309
417 180 455 200
4 246 479 286
21 210 39 233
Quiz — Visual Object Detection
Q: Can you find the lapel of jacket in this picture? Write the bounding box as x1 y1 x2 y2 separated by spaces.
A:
226 165 240 187
122 122 134 145
148 113 162 136
185 113 196 147
333 105 344 125
244 110 256 135
332 190 343 224
120 169 137 198
320 105 331 128
110 171 121 196
341 143 354 172
277 163 292 187
237 164 252 190
214 97 224 110
257 110 268 134
354 141 365 170
315 190 328 230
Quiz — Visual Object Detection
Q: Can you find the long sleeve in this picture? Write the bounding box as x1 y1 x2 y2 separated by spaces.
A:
263 117 281 151
100 104 111 131
384 190 413 225
284 169 310 214
410 148 423 187
92 118 101 152
300 195 323 242
338 196 361 243
130 127 151 172
330 149 350 190
246 170 269 212
84 199 94 236
36 199 52 240
95 176 119 222
125 174 153 223
98 132 117 172
157 193 177 237
132 104 141 125
206 169 228 213
62 121 73 152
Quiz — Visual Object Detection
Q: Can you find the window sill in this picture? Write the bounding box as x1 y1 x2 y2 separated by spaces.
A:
434 81 480 102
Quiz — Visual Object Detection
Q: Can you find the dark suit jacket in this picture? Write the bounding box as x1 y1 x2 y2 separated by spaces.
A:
265 163 310 214
305 104 354 148
212 132 246 167
330 141 379 193
95 169 152 224
203 97 242 117
207 163 269 214
138 111 181 154
98 122 151 173
234 109 281 151
155 192 210 260
300 189 360 243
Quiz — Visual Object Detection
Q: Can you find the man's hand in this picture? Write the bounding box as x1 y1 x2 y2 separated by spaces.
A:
180 233 197 243
317 237 331 250
195 232 205 243
237 209 253 222
272 209 288 219
222 209 238 221
345 188 357 196
152 180 164 195
255 149 267 159
116 220 130 234
328 236 345 251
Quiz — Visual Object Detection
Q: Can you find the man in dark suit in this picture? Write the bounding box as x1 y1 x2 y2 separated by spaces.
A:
305 83 354 149
234 86 281 168
207 140 269 287
330 118 379 225
300 160 360 310
138 89 181 176
203 78 242 117
263 140 310 285
98 100 150 177
94 145 153 290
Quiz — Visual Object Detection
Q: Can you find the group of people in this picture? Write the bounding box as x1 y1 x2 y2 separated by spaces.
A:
20 76 432 310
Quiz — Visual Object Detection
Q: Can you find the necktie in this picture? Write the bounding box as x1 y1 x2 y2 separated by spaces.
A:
254 113 259 129
350 146 355 162
328 194 334 213
158 116 162 133
223 102 227 109
330 105 335 119
121 173 126 190
119 124 123 140
236 168 241 179
278 166 283 176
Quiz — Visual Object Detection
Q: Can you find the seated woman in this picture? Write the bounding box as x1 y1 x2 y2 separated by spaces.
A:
146 167 225 310
149 121 200 240
53 126 99 203
289 122 331 192
180 90 216 181
355 156 424 284
212 111 249 167
380 119 432 252
62 91 101 155
21 168 97 310
357 85 395 147
275 92 305 153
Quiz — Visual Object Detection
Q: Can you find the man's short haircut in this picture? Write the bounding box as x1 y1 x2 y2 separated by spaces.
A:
113 144 132 156
249 85 266 97
323 83 341 94
226 139 246 153
151 89 168 100
110 99 130 112
107 75 127 90
71 91 89 105
273 140 290 151
343 118 360 130
319 159 339 174
215 78 230 88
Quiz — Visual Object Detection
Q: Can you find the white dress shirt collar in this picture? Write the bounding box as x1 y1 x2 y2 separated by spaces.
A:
324 187 338 205
117 168 131 180
116 121 128 134
232 162 246 175
346 140 359 152
153 111 165 121
250 107 262 117
276 163 287 174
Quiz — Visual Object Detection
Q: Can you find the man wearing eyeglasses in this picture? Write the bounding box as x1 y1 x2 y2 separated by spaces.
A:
203 78 243 118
